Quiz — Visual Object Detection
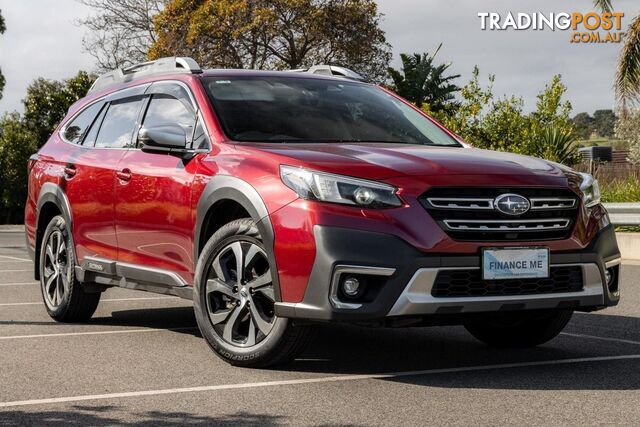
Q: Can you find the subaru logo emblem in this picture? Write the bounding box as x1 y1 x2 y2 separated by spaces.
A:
494 193 530 216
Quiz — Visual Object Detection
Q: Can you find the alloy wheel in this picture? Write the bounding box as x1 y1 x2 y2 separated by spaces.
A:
42 230 70 309
205 240 276 347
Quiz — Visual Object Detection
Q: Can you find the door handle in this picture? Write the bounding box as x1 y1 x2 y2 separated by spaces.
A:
116 168 132 182
64 165 77 178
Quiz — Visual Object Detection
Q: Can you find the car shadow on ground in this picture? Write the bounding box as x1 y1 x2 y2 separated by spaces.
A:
0 306 199 330
0 407 290 426
86 307 640 390
4 306 640 391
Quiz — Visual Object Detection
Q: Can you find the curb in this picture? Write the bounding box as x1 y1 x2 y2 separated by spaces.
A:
615 233 640 261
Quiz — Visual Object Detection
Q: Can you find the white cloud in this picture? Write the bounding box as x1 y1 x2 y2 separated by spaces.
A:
0 0 634 115
376 0 635 113
0 0 94 115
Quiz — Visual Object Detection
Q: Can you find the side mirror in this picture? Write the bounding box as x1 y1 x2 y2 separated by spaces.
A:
138 125 187 150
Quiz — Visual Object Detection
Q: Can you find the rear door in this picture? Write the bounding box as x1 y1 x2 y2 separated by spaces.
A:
60 90 146 263
114 81 203 284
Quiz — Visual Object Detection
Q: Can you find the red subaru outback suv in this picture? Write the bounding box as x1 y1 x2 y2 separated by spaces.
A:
25 57 621 367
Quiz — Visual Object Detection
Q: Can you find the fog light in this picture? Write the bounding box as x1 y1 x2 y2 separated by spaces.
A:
605 269 612 285
342 277 360 297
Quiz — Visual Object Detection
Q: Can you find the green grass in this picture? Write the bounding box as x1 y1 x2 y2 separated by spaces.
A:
576 137 629 150
615 226 640 233
600 176 640 203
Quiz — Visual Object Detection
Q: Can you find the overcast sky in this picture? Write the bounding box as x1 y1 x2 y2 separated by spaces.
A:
0 0 637 116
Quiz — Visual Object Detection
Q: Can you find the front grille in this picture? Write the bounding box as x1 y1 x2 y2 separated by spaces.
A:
431 266 584 297
421 187 580 241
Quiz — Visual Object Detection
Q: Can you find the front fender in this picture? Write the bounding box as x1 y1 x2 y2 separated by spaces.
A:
194 175 282 301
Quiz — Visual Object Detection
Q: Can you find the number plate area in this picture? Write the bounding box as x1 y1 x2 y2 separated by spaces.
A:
482 247 549 280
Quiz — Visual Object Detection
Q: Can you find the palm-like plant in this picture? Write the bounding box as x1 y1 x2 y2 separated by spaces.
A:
535 127 579 165
387 44 460 113
595 0 640 109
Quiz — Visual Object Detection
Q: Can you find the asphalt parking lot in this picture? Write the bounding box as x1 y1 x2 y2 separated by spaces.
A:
0 230 639 426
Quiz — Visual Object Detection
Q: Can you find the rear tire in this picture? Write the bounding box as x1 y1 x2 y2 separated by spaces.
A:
39 215 100 322
464 309 573 348
193 218 313 367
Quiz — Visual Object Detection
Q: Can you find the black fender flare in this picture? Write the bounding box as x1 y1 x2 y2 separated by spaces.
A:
35 183 76 279
194 175 281 302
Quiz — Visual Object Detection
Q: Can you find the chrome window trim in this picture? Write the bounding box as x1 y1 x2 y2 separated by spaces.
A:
59 97 108 146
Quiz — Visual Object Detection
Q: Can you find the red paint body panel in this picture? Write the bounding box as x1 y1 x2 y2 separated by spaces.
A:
33 136 126 261
25 70 609 306
114 150 200 284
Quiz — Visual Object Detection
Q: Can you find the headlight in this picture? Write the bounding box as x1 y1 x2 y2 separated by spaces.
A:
578 172 601 208
280 165 402 208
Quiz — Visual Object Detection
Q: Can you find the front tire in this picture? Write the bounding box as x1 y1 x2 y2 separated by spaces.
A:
193 218 312 367
464 309 573 348
39 215 100 322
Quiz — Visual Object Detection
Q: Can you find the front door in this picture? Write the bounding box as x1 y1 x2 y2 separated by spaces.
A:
114 82 202 284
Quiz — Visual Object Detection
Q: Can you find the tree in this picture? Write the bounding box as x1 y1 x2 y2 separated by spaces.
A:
439 67 575 164
571 112 594 140
0 113 37 223
531 74 572 134
0 9 6 101
150 0 392 82
77 0 167 71
481 95 534 153
0 71 94 223
593 109 617 138
615 109 640 164
23 71 96 147
438 66 494 147
594 0 640 109
387 45 460 113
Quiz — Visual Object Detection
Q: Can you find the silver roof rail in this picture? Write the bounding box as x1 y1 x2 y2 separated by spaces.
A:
291 65 366 82
88 57 202 94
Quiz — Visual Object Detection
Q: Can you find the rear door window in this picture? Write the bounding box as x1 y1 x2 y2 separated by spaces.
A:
62 101 104 144
94 98 144 149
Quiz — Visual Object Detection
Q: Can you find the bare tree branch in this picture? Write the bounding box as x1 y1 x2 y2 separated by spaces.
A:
76 0 167 71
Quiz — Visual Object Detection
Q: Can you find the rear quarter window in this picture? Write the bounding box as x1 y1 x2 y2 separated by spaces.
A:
62 102 103 144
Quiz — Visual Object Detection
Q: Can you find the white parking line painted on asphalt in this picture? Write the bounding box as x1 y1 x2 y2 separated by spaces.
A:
0 254 31 262
0 269 33 273
0 282 38 286
0 260 31 263
0 354 638 409
561 332 640 346
0 296 178 307
0 326 198 341
0 255 31 262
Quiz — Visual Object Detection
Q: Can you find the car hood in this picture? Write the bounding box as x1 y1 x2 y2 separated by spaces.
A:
250 143 568 180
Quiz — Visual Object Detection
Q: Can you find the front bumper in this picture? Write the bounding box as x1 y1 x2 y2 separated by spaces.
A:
274 224 621 322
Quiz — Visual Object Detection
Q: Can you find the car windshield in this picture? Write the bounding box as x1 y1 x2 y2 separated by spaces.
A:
203 76 461 146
